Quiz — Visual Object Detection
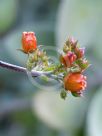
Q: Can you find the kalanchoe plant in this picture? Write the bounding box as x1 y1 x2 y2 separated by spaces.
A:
20 32 90 99
0 32 90 100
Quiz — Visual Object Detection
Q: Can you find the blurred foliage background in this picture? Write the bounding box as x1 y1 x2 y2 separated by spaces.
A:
0 0 102 136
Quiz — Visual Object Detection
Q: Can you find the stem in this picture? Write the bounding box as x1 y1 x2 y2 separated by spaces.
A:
0 60 26 72
0 60 52 77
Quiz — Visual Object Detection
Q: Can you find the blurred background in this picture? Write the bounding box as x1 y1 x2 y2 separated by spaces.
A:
0 0 102 136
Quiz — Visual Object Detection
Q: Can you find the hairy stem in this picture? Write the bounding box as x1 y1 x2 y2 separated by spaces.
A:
0 60 52 77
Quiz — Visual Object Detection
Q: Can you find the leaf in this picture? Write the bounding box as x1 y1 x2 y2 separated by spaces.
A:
76 59 90 70
71 92 81 97
40 75 49 82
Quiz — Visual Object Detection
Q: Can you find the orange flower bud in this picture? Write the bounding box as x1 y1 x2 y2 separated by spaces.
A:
21 32 37 53
64 73 87 92
60 52 77 67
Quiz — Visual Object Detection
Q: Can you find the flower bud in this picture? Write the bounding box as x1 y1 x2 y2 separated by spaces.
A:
66 37 77 49
22 32 37 53
75 48 85 58
63 44 69 53
64 73 87 92
60 51 77 67
60 89 67 100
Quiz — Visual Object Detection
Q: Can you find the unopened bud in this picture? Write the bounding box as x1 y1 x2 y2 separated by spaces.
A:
60 90 67 100
63 45 69 53
75 48 85 58
60 52 77 67
66 37 78 49
21 32 37 53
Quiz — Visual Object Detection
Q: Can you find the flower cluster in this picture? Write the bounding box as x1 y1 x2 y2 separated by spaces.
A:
21 32 90 99
60 37 89 98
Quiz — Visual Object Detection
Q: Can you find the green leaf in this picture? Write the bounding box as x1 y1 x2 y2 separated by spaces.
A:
76 59 90 70
71 92 81 97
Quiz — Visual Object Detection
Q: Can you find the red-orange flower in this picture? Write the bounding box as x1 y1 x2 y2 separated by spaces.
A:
21 32 37 53
64 73 87 92
60 51 77 67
